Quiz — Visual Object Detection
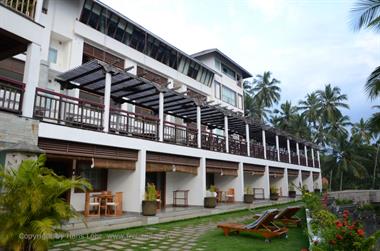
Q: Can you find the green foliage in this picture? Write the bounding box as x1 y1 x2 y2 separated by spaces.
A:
0 154 91 251
144 183 157 201
208 185 217 193
302 191 322 213
335 198 353 205
270 186 278 194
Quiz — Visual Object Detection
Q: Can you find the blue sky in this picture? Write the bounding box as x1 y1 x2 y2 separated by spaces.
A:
103 0 379 122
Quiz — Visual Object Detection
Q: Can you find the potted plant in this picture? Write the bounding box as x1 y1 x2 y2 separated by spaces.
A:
204 185 217 208
244 185 254 203
142 183 157 216
303 184 309 193
270 186 279 200
288 183 296 198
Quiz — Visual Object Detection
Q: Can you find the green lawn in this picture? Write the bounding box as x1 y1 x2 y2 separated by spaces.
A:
51 201 309 251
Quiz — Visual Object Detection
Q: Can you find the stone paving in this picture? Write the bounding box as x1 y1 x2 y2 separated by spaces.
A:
49 213 255 251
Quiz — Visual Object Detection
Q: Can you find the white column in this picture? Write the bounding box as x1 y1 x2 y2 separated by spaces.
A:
262 130 267 159
246 124 250 156
197 106 201 148
283 168 289 197
317 150 321 169
68 35 84 98
132 149 147 212
298 170 303 195
318 172 322 192
304 145 308 166
158 92 164 141
287 139 291 164
236 162 245 202
276 135 280 161
103 72 112 133
311 148 315 167
309 171 314 192
200 157 207 198
224 115 229 153
34 0 43 22
22 43 41 118
264 165 270 199
296 142 300 165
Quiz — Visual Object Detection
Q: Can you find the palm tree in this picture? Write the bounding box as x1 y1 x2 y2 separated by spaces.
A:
351 118 372 144
288 114 311 140
365 66 380 100
316 84 349 123
244 93 271 122
326 115 352 139
271 101 298 130
251 71 281 108
0 155 91 251
351 0 380 32
298 92 321 128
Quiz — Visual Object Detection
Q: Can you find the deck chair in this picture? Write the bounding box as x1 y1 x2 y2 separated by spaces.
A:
252 206 302 227
217 209 288 241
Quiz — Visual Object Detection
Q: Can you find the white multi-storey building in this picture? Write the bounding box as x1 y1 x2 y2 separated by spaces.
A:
0 0 321 214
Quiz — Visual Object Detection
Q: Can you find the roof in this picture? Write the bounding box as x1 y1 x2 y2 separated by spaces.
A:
192 48 253 79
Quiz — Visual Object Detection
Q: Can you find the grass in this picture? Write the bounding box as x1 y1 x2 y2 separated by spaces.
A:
51 201 309 250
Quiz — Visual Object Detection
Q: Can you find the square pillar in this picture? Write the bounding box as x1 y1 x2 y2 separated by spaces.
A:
276 135 280 161
246 124 250 156
197 106 201 148
264 165 270 199
262 130 267 159
127 149 146 212
296 142 300 165
304 145 308 166
159 92 164 141
283 168 289 197
317 150 321 169
311 148 315 167
103 72 112 133
287 139 291 164
22 43 41 118
298 170 303 191
224 115 229 153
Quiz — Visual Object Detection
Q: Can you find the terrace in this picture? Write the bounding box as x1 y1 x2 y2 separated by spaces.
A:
0 60 321 168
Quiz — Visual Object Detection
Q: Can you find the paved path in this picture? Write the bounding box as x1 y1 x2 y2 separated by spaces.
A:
50 213 255 251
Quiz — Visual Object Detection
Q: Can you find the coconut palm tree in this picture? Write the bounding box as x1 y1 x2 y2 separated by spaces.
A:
298 92 321 128
351 0 380 32
288 114 312 140
351 118 373 144
271 101 298 131
244 93 271 122
316 84 349 123
365 66 380 100
0 155 91 251
326 115 352 139
251 71 281 108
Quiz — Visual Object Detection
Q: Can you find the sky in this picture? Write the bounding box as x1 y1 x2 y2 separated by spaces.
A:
102 0 380 122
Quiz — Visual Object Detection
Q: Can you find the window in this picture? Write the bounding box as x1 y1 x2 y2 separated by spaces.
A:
222 86 236 106
75 160 107 192
214 59 221 71
48 48 57 64
238 94 243 109
214 81 221 99
221 63 236 80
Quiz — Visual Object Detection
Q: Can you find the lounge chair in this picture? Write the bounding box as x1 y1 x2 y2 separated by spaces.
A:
253 206 302 226
217 209 288 241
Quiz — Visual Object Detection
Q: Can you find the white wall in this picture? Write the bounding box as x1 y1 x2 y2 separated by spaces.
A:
244 174 268 198
288 175 302 195
270 176 287 196
302 172 314 192
107 169 135 212
214 174 243 202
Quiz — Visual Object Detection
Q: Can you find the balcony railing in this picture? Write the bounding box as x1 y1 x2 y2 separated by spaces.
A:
279 151 289 163
201 131 226 152
109 108 159 141
291 152 298 164
163 121 197 147
229 137 247 156
266 147 278 161
1 0 37 19
308 158 314 167
299 155 307 166
0 77 24 114
34 88 104 130
250 143 265 159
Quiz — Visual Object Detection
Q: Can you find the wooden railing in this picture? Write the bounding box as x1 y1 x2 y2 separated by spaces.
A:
308 158 314 167
201 131 226 152
266 147 278 161
0 76 24 114
109 108 159 141
34 88 104 130
229 137 247 156
279 151 289 163
291 152 299 164
299 155 307 166
250 143 265 159
163 121 197 147
1 0 37 19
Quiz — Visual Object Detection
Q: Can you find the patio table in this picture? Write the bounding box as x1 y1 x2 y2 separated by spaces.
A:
173 190 189 207
92 193 114 215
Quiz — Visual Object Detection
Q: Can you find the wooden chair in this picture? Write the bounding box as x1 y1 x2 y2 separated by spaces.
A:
106 192 123 216
253 206 302 227
85 192 100 217
217 209 288 241
226 188 235 203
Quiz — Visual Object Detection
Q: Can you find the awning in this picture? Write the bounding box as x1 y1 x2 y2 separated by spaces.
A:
269 167 284 178
146 152 199 174
206 159 238 176
243 163 265 175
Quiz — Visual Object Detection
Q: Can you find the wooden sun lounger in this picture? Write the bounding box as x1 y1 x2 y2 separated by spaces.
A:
217 209 288 241
253 206 302 226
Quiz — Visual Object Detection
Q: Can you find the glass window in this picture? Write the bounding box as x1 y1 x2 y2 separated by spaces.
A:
107 13 119 37
88 3 101 29
214 81 221 99
222 63 236 80
238 94 243 109
48 47 57 64
114 19 126 42
222 86 236 106
214 58 221 71
76 161 107 192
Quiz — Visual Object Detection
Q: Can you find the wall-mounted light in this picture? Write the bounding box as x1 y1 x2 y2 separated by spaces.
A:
220 169 224 176
172 164 176 172
91 157 95 168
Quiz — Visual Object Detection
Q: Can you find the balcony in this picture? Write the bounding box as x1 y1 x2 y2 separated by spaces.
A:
250 143 265 159
266 147 278 161
279 150 289 163
0 76 24 114
164 121 197 147
201 131 226 153
229 137 247 156
0 0 37 19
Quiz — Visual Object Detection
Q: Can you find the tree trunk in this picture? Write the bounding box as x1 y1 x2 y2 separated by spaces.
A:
373 144 379 189
340 171 343 191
